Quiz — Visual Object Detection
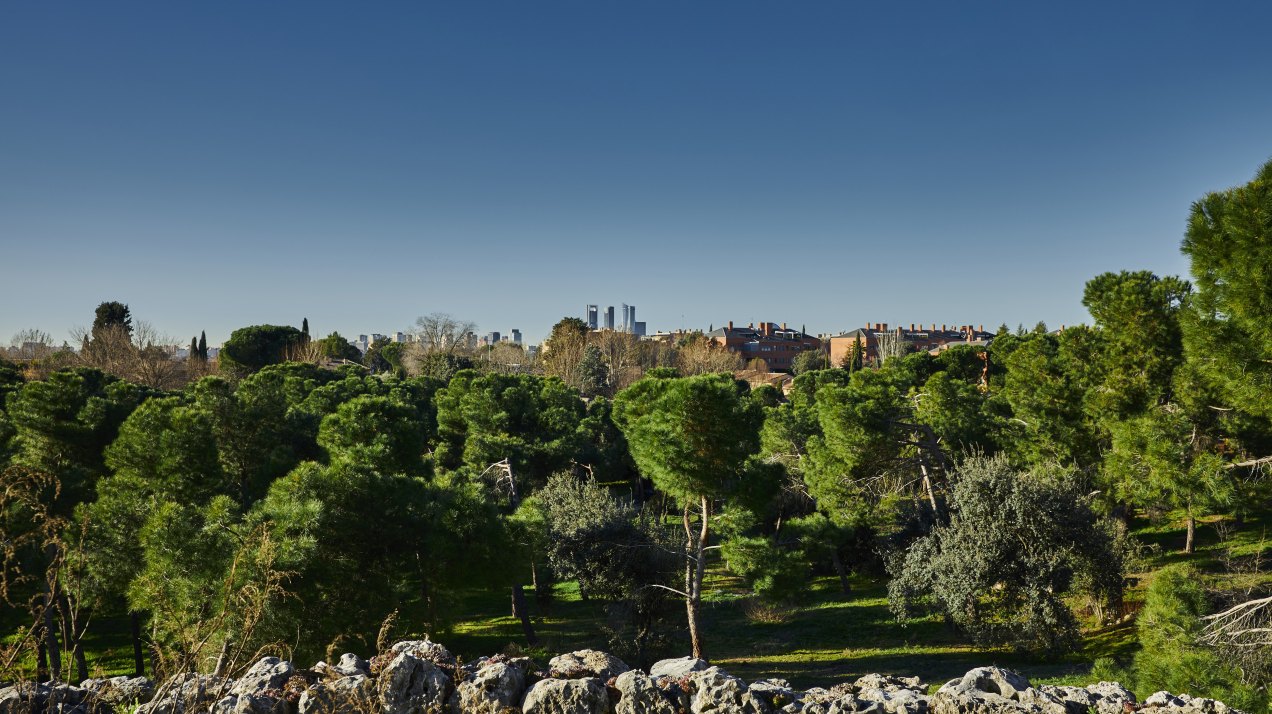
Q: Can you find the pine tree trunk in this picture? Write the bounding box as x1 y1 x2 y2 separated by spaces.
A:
36 631 50 683
511 585 538 646
57 590 87 683
131 612 145 677
42 593 62 680
1184 509 1196 554
683 497 710 661
830 548 852 596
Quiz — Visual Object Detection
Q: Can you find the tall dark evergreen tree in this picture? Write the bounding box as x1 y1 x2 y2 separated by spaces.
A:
198 331 208 360
189 336 199 362
301 318 310 342
92 301 133 340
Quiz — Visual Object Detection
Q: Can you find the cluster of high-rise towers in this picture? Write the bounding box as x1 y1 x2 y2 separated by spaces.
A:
585 304 645 337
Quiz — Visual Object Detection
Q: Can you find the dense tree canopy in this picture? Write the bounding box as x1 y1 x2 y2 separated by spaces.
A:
218 324 308 376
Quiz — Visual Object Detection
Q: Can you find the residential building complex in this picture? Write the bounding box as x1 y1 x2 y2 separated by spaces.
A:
706 321 822 372
827 323 993 367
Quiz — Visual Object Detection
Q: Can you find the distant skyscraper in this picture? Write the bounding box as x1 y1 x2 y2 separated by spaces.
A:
604 306 615 330
621 303 629 332
586 305 599 330
633 321 646 337
627 304 636 332
511 329 522 345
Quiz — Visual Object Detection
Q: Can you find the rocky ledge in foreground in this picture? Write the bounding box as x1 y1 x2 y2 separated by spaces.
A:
0 640 1248 714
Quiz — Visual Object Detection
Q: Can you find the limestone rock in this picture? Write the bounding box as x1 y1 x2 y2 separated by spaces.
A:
522 677 609 714
749 679 800 710
378 651 452 714
933 667 1067 714
549 650 630 680
231 657 295 696
454 660 528 714
614 670 678 714
209 693 282 714
391 639 456 666
298 675 375 714
80 675 156 708
686 666 769 714
1084 682 1136 714
649 657 710 680
137 672 229 714
333 653 371 678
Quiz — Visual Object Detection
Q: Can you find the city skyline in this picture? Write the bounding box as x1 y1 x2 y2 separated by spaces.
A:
3 3 1271 346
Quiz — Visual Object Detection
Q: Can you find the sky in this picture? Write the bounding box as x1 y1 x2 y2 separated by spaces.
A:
2 2 1271 347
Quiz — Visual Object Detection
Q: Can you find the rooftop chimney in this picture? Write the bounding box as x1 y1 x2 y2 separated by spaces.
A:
910 323 915 332
978 324 984 332
728 321 733 330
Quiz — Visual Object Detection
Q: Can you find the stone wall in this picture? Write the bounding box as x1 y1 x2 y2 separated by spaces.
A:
0 639 1248 714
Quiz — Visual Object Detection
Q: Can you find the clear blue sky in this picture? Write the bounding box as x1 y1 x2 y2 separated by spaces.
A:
2 2 1270 346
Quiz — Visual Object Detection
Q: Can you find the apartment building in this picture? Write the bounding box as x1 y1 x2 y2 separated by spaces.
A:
706 321 822 372
828 323 993 367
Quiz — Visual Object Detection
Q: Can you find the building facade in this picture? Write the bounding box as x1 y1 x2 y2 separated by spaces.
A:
706 321 822 373
828 323 993 367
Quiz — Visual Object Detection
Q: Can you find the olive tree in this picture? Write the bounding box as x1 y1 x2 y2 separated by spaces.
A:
889 455 1124 653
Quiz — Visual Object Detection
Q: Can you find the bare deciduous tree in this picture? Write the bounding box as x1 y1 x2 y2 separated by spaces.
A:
412 312 477 356
71 321 189 390
7 329 56 360
675 334 743 375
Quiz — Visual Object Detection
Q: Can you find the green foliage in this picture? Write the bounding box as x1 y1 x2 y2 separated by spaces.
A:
576 345 610 397
1105 405 1234 543
318 395 427 475
997 330 1103 468
434 371 586 492
1181 159 1272 419
219 324 308 376
534 474 671 600
409 350 472 381
1129 565 1266 713
721 535 809 602
614 372 764 502
92 301 133 339
251 461 433 657
128 496 284 666
1082 271 1189 419
315 331 362 362
791 350 831 375
889 455 1123 654
6 368 147 514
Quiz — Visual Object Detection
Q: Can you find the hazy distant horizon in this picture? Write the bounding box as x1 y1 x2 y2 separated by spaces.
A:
3 2 1270 346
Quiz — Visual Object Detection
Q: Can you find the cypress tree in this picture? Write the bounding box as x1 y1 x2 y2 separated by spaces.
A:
189 337 199 361
301 318 310 342
198 331 208 360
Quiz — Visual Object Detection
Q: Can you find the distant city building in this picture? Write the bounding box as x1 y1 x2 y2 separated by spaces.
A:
586 305 599 330
604 306 615 331
706 321 822 373
633 321 646 337
393 332 407 343
511 329 522 345
827 323 993 367
483 331 501 346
